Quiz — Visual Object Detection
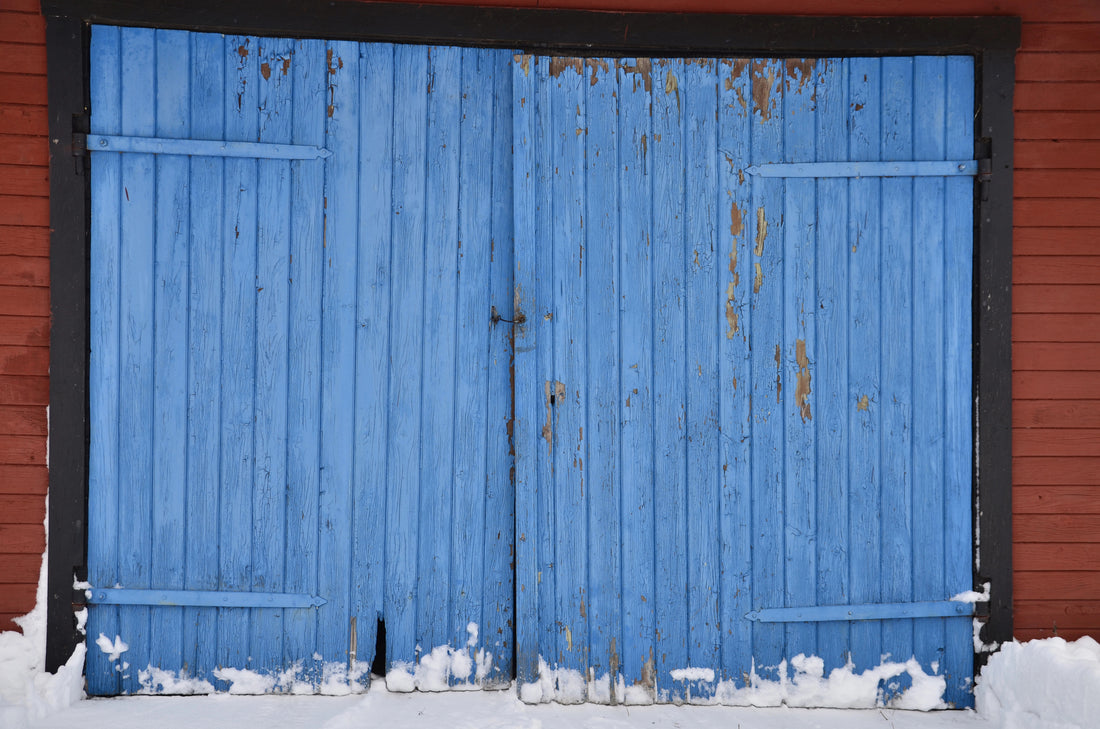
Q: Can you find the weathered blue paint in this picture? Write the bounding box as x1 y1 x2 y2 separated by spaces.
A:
89 30 976 708
88 28 515 695
512 56 974 706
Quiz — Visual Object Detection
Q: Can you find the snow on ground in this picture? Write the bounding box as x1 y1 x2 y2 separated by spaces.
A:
2 544 1098 728
3 636 1099 729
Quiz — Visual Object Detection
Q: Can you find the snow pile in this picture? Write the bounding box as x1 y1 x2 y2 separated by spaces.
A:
711 654 945 710
520 653 945 709
976 637 1100 729
0 554 86 728
385 623 494 693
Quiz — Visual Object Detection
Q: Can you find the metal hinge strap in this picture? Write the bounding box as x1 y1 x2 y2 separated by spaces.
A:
87 588 327 609
85 134 332 160
744 160 978 178
746 600 974 623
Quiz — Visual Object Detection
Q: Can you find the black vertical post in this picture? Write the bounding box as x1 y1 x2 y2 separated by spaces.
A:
45 14 89 673
976 44 1018 657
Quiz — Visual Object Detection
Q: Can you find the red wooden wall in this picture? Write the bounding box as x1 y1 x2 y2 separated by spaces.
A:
0 0 1096 642
0 0 50 633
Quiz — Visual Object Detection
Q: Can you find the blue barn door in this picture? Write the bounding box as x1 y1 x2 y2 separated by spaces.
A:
86 27 515 695
513 56 975 706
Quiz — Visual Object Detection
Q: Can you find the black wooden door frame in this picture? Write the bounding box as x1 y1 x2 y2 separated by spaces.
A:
42 0 1021 677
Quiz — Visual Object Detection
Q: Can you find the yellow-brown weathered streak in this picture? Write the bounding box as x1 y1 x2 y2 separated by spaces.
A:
515 53 532 76
754 207 767 256
754 261 763 293
795 338 812 422
752 62 777 121
726 282 739 339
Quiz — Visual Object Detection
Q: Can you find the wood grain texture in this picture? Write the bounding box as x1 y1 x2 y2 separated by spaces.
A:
1012 283 1100 312
1015 485 1100 513
512 53 974 703
1015 82 1100 112
86 30 515 692
0 465 46 494
0 229 49 257
0 493 44 522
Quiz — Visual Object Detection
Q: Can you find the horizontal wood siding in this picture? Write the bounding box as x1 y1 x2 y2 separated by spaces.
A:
2 0 1097 649
1010 7 1100 643
0 0 47 634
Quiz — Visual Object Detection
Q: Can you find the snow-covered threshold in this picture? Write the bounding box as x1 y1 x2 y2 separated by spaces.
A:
3 545 1099 727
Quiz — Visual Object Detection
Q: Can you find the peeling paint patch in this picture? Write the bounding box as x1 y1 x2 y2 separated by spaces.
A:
281 55 292 75
785 58 817 94
730 201 743 238
754 207 767 256
618 58 653 93
260 62 271 81
587 58 609 86
857 394 870 411
550 57 584 78
795 339 812 422
725 282 739 339
237 43 249 60
752 62 777 121
754 262 763 294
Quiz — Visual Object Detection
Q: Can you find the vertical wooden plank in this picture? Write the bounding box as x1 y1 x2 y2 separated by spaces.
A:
385 43 428 672
117 26 157 694
846 57 883 675
284 37 326 686
481 47 515 687
532 56 557 678
617 56 656 698
812 57 851 672
911 55 947 685
250 35 293 678
450 46 492 681
351 40 394 678
879 56 915 673
184 30 225 688
549 58 588 681
650 57 688 700
682 58 720 698
316 38 358 675
216 34 258 685
149 28 189 680
417 44 461 657
87 23 122 696
943 55 975 707
716 57 753 688
780 57 817 663
748 57 785 682
583 56 621 698
512 50 540 688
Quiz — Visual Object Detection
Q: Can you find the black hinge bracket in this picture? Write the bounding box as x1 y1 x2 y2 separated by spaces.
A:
71 113 89 157
974 137 993 201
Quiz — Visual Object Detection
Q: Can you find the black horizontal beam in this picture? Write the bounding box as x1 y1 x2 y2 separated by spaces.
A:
42 0 1020 56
